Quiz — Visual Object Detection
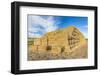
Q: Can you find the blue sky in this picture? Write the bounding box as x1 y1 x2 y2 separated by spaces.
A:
28 15 88 38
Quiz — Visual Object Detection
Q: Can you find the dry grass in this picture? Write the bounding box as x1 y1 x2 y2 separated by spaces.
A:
28 41 88 61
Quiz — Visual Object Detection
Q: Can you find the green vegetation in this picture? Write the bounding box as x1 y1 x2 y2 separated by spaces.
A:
28 38 34 45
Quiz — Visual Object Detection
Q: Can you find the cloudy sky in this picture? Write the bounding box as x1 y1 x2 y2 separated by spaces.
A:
27 15 88 38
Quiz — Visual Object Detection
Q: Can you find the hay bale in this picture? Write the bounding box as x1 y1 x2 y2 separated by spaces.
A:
28 26 87 60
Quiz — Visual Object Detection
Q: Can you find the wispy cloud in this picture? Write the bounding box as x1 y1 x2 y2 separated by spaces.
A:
28 15 59 38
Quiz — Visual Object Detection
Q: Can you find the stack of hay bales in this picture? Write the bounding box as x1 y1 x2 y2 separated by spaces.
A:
28 26 87 60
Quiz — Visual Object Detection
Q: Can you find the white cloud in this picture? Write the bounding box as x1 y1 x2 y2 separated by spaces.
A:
28 32 42 38
28 15 58 38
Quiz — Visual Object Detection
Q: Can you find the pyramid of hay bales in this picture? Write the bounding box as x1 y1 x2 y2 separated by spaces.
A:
30 26 86 53
28 26 87 60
